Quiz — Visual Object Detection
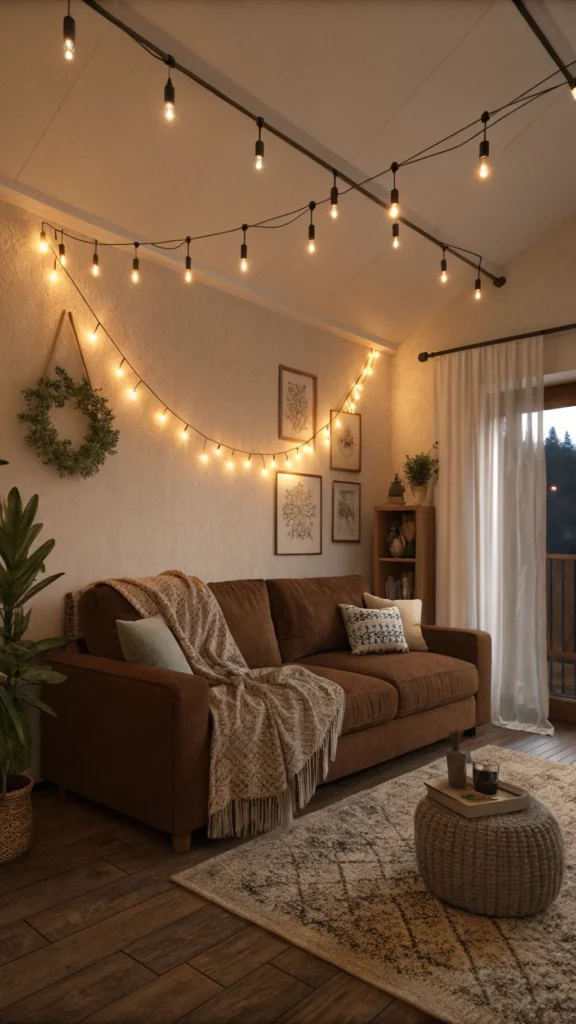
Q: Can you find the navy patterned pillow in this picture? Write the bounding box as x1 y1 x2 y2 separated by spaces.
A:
339 604 409 655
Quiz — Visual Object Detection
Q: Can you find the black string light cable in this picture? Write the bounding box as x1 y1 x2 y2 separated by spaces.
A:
45 243 380 463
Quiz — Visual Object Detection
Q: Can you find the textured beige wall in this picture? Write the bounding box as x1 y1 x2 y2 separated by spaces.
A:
0 199 392 640
391 213 576 475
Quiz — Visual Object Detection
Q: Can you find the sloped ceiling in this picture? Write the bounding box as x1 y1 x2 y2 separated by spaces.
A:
1 0 576 348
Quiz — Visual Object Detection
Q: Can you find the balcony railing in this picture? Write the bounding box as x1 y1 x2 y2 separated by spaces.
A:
547 555 576 698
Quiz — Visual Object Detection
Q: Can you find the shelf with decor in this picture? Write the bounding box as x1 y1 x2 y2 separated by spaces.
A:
373 505 436 623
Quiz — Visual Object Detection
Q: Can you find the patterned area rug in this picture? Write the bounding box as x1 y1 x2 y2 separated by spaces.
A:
172 746 574 1024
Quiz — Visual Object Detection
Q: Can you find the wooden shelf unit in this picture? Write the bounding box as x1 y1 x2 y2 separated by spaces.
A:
373 505 436 624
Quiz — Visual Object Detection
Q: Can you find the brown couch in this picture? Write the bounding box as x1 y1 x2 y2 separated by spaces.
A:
42 574 491 852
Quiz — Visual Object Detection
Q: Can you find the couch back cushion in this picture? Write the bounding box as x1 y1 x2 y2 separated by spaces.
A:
266 574 367 663
208 580 281 668
79 585 139 660
79 579 281 670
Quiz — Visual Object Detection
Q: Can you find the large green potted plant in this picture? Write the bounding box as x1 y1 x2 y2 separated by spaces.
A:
404 442 439 505
0 476 67 862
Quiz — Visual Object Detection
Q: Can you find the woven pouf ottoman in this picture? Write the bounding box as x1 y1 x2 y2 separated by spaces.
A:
414 795 564 917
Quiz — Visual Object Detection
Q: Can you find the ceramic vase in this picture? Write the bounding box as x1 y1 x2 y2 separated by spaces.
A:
410 484 428 505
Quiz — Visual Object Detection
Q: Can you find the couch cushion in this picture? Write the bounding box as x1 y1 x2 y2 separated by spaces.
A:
208 580 281 668
79 585 139 660
299 664 398 735
299 650 478 717
266 575 367 663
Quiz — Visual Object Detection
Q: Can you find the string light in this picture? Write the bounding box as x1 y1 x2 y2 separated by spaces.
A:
474 276 482 300
304 443 313 454
215 444 222 457
335 418 342 428
295 448 302 460
307 202 316 253
240 225 248 272
128 381 141 400
389 162 399 219
181 424 190 440
63 2 75 61
255 117 264 171
226 451 235 469
164 60 175 121
261 456 268 477
324 427 330 446
116 358 126 377
49 258 59 283
131 243 140 283
184 236 193 283
157 407 168 423
392 222 400 249
200 439 209 462
285 453 291 468
244 454 252 469
87 322 101 342
478 111 490 179
58 232 67 266
38 230 48 253
440 247 448 284
271 455 277 469
330 172 339 219
92 242 100 277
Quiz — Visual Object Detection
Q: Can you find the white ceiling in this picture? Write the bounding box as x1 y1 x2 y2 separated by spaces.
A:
1 0 576 347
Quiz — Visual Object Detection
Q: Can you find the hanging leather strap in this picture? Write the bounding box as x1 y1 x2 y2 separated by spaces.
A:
43 310 93 389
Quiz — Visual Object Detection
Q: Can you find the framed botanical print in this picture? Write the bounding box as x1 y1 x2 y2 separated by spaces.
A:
332 481 361 543
330 410 361 472
275 472 322 555
279 366 317 443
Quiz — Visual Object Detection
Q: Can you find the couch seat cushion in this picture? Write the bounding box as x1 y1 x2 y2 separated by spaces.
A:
266 575 366 663
299 651 478 717
208 580 281 669
297 664 398 734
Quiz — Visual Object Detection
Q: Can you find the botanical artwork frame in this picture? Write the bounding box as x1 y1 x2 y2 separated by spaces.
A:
278 366 317 443
330 410 361 473
275 472 322 555
332 480 361 543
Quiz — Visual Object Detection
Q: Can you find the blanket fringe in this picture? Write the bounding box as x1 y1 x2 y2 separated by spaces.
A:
208 702 345 839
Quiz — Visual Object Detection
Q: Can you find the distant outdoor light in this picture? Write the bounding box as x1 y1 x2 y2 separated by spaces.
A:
549 485 558 492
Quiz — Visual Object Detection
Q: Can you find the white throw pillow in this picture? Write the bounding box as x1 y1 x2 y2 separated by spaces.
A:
117 615 193 673
339 604 409 655
363 593 428 652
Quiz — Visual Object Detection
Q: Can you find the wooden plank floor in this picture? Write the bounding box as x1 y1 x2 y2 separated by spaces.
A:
1 721 574 1023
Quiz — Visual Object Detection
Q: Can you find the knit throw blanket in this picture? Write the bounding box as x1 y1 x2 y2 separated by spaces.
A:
78 571 345 839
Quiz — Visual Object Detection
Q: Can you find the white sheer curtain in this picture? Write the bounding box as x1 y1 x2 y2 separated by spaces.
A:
434 336 551 734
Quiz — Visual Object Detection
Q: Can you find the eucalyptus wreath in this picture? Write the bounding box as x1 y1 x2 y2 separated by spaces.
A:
19 366 120 478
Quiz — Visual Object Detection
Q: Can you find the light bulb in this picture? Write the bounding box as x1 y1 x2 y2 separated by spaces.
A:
128 388 138 400
475 287 482 300
200 453 208 462
285 457 291 468
336 418 342 428
392 236 399 250
92 254 100 276
157 410 167 423
271 457 277 468
39 230 48 253
349 402 356 412
478 159 489 179
215 445 222 457
165 103 175 121
132 246 140 283
49 264 58 283
392 223 400 250
389 202 399 219
255 153 263 171
255 123 265 171
373 351 380 359
240 257 248 273
181 427 189 440
474 277 482 300
244 457 252 469
131 268 139 283
58 242 66 266
261 467 268 477
440 255 448 284
440 269 448 283
307 241 316 254
185 248 193 283
365 367 373 375
116 366 125 378
185 268 192 283
330 204 338 219
226 458 234 470
295 450 301 461
87 329 98 342
63 14 75 61
164 74 175 121
304 444 313 454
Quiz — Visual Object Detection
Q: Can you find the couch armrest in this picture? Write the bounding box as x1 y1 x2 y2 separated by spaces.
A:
42 651 210 836
421 626 492 726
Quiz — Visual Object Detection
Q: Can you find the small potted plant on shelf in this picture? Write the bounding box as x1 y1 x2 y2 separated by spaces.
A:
446 730 467 790
404 442 439 505
0 478 67 863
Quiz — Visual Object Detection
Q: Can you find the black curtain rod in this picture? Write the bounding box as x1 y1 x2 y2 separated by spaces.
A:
418 321 576 362
81 0 505 287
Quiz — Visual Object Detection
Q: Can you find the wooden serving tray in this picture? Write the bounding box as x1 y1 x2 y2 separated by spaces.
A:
425 777 530 818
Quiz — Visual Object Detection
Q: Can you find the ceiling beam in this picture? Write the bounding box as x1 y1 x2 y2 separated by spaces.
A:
511 0 576 91
82 0 505 289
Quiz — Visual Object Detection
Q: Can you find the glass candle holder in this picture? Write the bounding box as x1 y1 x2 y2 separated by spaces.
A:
472 758 500 796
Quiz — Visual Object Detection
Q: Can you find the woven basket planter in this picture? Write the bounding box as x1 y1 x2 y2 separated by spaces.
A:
0 774 34 863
